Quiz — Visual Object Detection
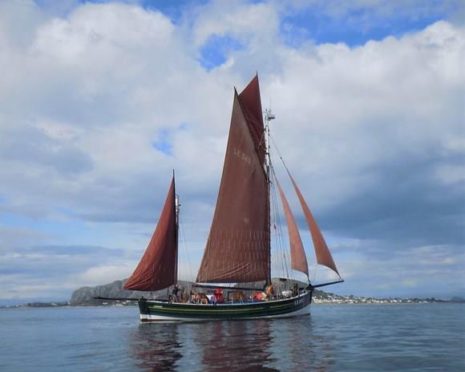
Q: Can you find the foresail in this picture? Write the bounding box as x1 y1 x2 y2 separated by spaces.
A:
196 76 270 283
288 173 340 276
124 177 178 291
275 177 309 277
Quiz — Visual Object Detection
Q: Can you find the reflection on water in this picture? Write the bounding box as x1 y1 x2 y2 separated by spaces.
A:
199 320 276 371
3 305 461 370
129 313 334 371
130 323 182 371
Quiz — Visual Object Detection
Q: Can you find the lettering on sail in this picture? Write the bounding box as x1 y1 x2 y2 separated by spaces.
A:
233 148 252 166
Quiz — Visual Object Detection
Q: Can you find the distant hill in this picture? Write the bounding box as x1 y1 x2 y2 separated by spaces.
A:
70 279 135 306
69 279 194 306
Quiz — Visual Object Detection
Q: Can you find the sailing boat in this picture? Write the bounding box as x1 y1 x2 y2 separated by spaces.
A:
124 76 342 321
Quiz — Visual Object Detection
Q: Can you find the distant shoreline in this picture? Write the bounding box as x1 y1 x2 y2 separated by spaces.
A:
2 278 463 308
2 296 464 309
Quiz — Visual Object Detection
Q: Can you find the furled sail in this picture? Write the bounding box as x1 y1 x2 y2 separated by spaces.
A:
124 176 178 291
196 76 270 283
288 173 340 276
275 177 309 277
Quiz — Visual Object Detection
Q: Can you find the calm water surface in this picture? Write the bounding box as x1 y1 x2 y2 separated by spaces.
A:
0 304 464 371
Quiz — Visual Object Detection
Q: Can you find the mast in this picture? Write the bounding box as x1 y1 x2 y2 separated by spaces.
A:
174 171 179 284
264 108 274 285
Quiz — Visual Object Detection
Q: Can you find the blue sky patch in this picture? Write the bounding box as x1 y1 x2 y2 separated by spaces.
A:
152 124 189 155
152 128 173 155
199 34 244 70
141 0 209 23
281 7 447 47
53 0 210 23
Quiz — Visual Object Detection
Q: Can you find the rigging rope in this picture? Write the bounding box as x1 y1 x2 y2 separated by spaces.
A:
269 133 293 176
178 206 194 282
269 162 291 280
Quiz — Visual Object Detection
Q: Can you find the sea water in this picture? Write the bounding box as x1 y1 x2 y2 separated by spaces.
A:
0 303 464 371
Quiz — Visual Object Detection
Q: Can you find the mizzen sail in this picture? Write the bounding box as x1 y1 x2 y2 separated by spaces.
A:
288 173 340 276
196 76 270 283
275 177 309 277
124 176 178 291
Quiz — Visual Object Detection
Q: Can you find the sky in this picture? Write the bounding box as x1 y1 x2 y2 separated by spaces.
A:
0 0 464 304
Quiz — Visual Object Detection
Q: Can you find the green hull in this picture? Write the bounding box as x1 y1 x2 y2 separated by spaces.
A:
138 290 312 321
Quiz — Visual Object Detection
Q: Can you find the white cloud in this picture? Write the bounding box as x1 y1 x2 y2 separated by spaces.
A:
435 164 465 186
77 263 134 285
192 0 279 46
264 21 465 212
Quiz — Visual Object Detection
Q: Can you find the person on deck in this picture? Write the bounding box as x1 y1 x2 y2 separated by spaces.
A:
265 284 275 300
214 288 224 304
210 293 217 304
292 283 299 297
171 284 180 302
190 290 197 303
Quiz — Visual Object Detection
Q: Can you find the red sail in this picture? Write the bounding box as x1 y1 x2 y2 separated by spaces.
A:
196 76 270 283
276 177 309 276
288 174 340 276
124 177 178 291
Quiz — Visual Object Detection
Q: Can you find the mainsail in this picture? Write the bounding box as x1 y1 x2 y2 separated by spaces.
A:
275 177 309 277
196 76 271 283
124 176 178 291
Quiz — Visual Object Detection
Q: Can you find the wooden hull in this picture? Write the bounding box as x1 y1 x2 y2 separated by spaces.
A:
137 290 312 322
